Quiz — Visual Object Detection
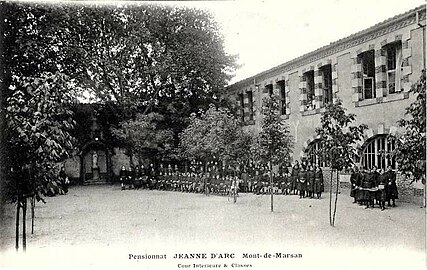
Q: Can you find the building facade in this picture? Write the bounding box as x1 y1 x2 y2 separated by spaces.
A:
227 5 425 172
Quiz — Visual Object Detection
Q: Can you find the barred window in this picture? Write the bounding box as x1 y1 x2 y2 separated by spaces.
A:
362 135 396 170
306 140 327 167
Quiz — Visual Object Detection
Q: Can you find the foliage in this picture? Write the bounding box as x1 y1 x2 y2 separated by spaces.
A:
3 2 238 161
315 98 366 226
315 99 367 171
70 4 237 115
391 70 426 183
2 3 83 98
179 104 252 166
5 72 76 201
111 113 174 163
251 95 293 168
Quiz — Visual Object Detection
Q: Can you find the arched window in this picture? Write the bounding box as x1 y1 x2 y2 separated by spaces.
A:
362 135 396 170
305 140 327 167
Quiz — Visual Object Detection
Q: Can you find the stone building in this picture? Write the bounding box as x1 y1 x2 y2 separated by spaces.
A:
226 6 426 204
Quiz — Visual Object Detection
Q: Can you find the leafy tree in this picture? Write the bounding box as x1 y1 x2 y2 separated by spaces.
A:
73 4 238 156
2 3 85 98
2 2 237 161
2 3 81 251
0 2 236 250
72 4 237 116
111 113 174 166
315 99 367 227
179 104 252 169
252 95 293 212
391 70 426 184
5 72 76 251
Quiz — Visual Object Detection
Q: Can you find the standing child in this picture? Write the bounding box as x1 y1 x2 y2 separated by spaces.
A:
298 167 307 199
291 161 300 195
307 165 315 198
385 165 398 207
314 165 323 199
377 169 388 211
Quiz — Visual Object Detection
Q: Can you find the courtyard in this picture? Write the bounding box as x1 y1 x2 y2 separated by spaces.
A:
0 185 425 268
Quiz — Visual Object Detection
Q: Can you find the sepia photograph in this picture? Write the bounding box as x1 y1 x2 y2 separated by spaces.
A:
0 0 425 269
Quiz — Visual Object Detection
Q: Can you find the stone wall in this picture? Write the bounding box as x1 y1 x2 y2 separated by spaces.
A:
396 173 425 206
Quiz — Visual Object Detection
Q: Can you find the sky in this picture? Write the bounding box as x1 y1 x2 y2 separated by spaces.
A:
174 0 425 85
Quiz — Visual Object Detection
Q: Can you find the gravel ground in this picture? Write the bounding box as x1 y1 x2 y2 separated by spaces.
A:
1 185 425 269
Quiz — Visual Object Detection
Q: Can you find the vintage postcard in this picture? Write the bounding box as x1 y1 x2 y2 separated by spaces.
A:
0 1 425 269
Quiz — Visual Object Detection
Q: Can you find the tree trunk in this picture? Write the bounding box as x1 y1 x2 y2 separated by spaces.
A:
329 169 333 226
332 171 340 226
269 161 273 212
22 198 27 252
31 196 35 234
15 200 20 252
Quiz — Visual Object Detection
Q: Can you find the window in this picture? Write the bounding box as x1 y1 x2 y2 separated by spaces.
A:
265 84 273 96
238 93 244 122
304 70 315 110
358 50 376 100
362 135 396 170
384 41 402 94
306 140 327 167
246 90 254 121
277 81 286 115
320 65 333 105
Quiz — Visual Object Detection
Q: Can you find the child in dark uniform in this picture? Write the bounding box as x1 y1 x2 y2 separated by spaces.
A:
385 165 398 207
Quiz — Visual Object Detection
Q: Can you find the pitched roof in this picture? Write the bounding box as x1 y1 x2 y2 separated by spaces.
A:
227 4 426 90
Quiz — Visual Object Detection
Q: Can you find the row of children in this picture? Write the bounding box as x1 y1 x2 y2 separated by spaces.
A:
350 165 398 211
118 160 325 199
119 164 238 195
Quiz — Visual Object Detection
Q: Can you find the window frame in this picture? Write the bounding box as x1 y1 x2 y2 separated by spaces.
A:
361 135 397 170
238 93 245 122
384 41 402 95
358 50 376 100
277 80 286 115
306 140 327 167
304 70 315 110
246 90 254 121
320 64 333 106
